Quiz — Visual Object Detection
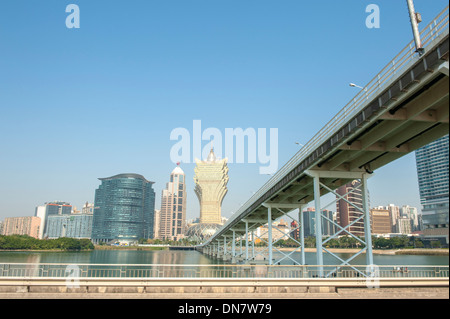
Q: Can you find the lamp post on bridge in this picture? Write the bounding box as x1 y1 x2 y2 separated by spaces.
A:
350 83 369 100
406 0 424 54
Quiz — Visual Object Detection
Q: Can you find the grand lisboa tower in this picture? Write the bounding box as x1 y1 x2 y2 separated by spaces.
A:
185 147 229 242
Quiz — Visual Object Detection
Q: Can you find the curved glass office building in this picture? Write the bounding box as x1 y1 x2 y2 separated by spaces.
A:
92 173 156 244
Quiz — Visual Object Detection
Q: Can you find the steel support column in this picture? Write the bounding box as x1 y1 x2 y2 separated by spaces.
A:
305 169 374 277
251 230 255 260
232 230 236 262
313 174 324 276
362 174 374 266
245 221 249 261
299 206 306 266
267 205 273 265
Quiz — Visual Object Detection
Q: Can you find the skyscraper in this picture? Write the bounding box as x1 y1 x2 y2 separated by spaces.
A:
336 180 365 237
159 165 187 241
194 148 229 224
92 173 155 244
185 147 229 242
415 134 449 244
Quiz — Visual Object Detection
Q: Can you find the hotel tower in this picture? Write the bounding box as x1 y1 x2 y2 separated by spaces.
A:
194 147 229 225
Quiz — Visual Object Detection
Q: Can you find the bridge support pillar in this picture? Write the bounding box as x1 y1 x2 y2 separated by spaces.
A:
223 235 227 258
231 230 236 263
262 203 305 266
305 169 374 277
267 205 273 265
245 221 249 261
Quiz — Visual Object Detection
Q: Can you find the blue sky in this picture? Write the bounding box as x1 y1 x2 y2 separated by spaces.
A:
0 0 448 221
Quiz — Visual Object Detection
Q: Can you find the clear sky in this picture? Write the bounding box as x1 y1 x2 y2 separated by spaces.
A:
0 0 448 221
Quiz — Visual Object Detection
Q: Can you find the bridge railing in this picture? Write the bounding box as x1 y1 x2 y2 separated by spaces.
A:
217 6 449 238
0 263 448 279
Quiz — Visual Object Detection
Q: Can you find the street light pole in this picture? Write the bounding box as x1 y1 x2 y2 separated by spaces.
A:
406 0 424 54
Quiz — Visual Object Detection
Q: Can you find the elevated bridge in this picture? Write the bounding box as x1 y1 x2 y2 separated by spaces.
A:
199 7 449 275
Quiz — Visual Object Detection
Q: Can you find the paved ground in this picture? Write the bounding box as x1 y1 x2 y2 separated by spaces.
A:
0 287 447 299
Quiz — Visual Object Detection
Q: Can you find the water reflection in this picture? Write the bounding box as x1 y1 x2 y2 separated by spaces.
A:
0 250 448 266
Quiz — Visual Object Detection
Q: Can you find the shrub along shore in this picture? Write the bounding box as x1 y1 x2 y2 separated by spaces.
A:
0 235 94 251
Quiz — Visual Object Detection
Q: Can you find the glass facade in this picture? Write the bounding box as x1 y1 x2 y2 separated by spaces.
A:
46 213 93 239
35 201 73 238
415 135 449 234
92 174 155 244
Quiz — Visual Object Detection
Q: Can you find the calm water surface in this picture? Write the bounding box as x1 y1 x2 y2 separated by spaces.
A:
0 250 448 266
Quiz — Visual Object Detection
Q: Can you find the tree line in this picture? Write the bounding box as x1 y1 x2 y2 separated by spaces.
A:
140 235 442 249
0 235 94 250
251 235 438 249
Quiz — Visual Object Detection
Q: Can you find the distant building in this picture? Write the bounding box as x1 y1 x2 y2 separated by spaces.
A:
415 134 449 244
1 216 41 238
370 209 392 234
386 204 401 233
336 180 365 237
290 221 299 240
159 166 187 241
301 207 336 237
397 217 412 235
153 209 161 239
257 219 291 241
46 213 93 239
401 205 420 232
92 173 156 244
82 202 94 215
35 201 72 239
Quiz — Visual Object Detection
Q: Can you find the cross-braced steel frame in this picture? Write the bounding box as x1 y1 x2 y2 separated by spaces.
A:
304 169 374 277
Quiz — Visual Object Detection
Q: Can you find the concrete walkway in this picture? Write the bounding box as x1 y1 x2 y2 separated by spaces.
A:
0 287 447 299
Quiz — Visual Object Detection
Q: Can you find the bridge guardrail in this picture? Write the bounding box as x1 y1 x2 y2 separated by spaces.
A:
0 263 448 279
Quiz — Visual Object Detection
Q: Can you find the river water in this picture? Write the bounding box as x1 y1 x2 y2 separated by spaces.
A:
0 250 448 266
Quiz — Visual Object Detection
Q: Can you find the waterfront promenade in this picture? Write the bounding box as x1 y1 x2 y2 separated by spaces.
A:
0 277 447 299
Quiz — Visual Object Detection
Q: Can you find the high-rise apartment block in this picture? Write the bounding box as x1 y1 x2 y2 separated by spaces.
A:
336 180 365 237
0 216 41 238
159 166 187 240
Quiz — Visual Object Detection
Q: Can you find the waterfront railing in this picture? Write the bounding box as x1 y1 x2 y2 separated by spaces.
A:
0 263 448 279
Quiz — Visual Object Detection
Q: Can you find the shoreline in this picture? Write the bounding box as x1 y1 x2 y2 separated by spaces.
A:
0 247 447 256
276 247 449 256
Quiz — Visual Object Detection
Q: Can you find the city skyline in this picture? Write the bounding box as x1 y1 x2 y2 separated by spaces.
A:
0 1 448 222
